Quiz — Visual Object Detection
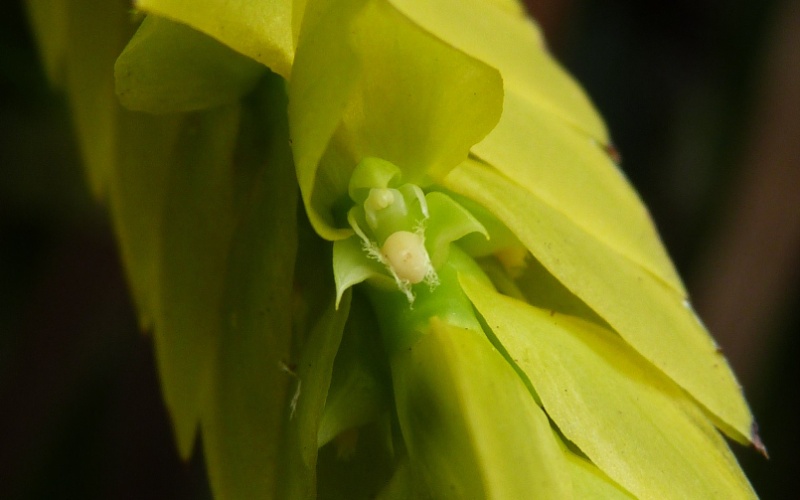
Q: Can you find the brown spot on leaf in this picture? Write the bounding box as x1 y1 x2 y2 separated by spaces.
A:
604 143 622 165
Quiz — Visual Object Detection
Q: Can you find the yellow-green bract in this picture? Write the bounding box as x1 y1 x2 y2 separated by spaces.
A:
25 0 761 498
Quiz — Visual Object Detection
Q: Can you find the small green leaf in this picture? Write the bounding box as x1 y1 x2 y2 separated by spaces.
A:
333 236 388 307
423 191 487 267
115 15 265 114
463 275 756 499
446 160 754 444
440 192 528 259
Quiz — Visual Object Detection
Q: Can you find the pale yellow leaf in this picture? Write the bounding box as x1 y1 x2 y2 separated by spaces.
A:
463 276 756 499
445 160 753 443
472 92 684 294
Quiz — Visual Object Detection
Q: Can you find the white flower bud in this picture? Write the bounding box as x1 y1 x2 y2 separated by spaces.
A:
365 188 395 211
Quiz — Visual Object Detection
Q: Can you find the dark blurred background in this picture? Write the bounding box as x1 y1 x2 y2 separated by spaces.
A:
2 0 798 498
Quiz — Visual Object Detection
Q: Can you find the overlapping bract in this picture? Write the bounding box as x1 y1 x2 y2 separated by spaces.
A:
26 0 759 497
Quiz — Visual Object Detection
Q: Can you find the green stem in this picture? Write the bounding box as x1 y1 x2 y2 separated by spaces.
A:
365 245 489 355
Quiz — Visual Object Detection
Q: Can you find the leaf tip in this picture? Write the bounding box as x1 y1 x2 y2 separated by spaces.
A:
751 421 769 459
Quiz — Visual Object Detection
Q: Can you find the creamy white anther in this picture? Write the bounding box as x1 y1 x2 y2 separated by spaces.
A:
381 231 430 284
